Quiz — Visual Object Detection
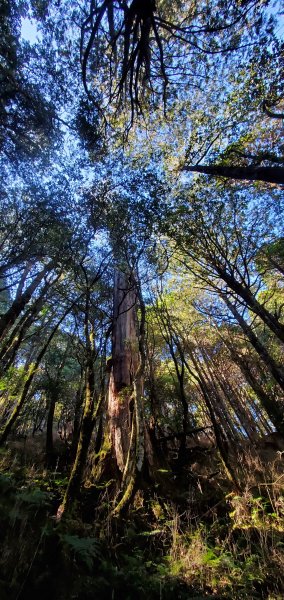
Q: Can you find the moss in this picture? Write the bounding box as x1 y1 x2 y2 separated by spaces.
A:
118 385 133 404
90 434 112 479
112 474 136 517
151 500 165 520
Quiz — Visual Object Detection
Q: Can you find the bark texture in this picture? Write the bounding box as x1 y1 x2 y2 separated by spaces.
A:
108 270 140 474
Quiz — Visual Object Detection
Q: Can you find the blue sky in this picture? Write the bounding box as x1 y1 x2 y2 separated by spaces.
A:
21 2 284 45
21 17 41 43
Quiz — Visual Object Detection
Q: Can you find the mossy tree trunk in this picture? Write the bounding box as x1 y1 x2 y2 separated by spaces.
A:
59 362 96 517
108 270 140 475
92 269 147 516
57 261 109 518
110 270 146 515
58 285 97 516
70 369 85 461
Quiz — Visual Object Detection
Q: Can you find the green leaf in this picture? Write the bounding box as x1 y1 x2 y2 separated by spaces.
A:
60 534 102 570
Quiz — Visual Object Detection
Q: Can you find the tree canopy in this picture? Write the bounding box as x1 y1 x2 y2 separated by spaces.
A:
0 1 284 598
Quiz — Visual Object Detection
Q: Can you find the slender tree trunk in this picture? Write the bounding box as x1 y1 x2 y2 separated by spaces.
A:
225 297 284 397
169 350 188 465
201 347 259 441
155 312 190 466
0 314 66 445
224 336 284 435
219 376 259 441
189 351 240 488
0 261 54 343
0 293 48 374
199 349 238 440
217 272 284 345
59 362 96 516
45 389 59 467
70 370 85 460
147 347 160 430
58 287 102 517
0 274 60 373
14 263 32 301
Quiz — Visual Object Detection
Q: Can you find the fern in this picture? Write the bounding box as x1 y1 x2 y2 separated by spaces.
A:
0 473 14 494
16 487 51 508
60 534 101 570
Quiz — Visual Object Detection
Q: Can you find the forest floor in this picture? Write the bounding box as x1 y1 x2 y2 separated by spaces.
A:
0 437 283 600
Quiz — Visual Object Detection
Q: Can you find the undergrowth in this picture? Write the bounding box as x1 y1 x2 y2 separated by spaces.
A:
0 446 283 599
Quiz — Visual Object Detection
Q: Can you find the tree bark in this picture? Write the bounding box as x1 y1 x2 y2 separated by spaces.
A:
216 267 284 345
0 260 54 343
45 387 58 467
0 280 53 374
108 270 140 475
111 271 146 516
58 282 100 516
185 164 284 185
0 312 67 445
189 351 240 489
224 335 284 436
225 297 284 396
70 370 85 460
59 361 96 516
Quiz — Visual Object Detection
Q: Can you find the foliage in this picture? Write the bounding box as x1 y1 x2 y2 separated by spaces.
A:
59 533 101 570
0 0 283 598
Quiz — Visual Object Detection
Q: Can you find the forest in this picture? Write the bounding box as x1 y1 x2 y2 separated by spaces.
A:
0 0 284 598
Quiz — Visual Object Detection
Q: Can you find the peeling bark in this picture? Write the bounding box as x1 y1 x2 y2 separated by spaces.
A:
108 270 140 474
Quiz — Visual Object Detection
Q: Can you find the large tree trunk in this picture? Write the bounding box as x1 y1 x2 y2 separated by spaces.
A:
57 269 146 520
108 270 140 475
185 164 284 185
97 269 148 516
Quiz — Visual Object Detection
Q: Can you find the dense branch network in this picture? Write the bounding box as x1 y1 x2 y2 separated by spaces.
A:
80 0 262 123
